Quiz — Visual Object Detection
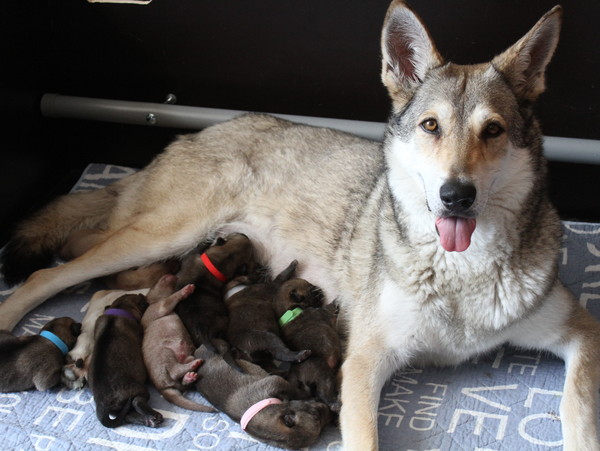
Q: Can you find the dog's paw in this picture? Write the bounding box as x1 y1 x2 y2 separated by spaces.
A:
182 371 199 385
61 363 87 390
145 412 164 428
295 349 312 363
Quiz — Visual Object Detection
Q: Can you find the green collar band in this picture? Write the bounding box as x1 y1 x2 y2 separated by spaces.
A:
278 307 304 327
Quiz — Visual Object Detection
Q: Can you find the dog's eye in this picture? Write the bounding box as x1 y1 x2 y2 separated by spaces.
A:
282 414 295 428
483 122 504 138
420 118 439 134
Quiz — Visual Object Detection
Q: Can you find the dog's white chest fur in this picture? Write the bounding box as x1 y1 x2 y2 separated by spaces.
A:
377 238 551 366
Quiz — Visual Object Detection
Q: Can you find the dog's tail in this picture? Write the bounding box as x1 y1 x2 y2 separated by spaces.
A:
98 398 132 428
161 388 216 412
1 176 132 285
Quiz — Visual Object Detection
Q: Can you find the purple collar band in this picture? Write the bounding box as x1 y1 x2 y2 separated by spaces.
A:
104 308 138 322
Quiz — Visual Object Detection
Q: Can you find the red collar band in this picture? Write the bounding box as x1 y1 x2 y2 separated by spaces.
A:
200 253 228 283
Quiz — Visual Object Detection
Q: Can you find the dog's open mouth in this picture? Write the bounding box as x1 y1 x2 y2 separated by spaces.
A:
435 217 477 252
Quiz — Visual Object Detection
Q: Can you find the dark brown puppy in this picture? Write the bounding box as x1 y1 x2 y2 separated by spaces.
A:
273 279 341 411
88 293 160 428
141 274 215 412
195 342 332 449
0 317 81 392
225 260 312 365
175 233 254 350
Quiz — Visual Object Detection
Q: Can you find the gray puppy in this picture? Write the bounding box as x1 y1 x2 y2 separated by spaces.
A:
141 274 215 412
225 260 311 365
0 317 81 392
195 342 332 449
88 292 161 428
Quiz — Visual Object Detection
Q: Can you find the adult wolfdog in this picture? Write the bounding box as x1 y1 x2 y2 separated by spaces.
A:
1 1 598 449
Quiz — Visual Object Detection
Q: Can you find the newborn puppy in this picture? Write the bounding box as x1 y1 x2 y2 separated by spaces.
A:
175 233 254 350
195 342 332 449
62 288 148 390
273 282 340 368
88 293 161 428
0 317 80 392
141 274 215 412
225 260 311 365
273 277 341 411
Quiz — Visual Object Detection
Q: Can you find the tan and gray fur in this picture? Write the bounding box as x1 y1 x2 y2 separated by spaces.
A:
141 273 215 412
0 2 598 449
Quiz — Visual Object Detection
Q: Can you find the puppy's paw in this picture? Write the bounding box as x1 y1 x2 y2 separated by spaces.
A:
295 349 312 363
61 362 87 390
182 371 199 385
145 412 164 428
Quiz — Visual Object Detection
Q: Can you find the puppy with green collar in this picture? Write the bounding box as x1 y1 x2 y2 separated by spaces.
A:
0 317 81 392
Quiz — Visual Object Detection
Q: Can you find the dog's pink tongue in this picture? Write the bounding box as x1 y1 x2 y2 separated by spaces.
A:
435 217 477 252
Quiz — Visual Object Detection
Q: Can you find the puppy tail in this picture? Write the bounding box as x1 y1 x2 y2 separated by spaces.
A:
161 388 216 412
1 176 131 285
98 398 132 428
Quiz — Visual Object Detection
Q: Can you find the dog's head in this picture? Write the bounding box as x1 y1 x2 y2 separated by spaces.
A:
203 233 255 280
273 278 325 317
43 317 82 350
246 399 332 449
381 1 562 252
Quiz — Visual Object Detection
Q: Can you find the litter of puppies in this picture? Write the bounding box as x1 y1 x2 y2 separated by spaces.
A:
0 233 341 449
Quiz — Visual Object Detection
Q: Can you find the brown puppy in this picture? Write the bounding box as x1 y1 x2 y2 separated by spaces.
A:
195 342 332 449
225 260 311 365
88 293 161 428
175 233 254 350
141 274 215 412
0 317 80 392
273 282 341 411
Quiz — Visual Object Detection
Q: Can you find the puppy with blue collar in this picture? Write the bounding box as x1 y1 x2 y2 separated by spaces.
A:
0 317 81 392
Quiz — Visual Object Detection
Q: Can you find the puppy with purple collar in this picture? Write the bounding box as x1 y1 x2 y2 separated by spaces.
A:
88 292 161 428
0 317 81 392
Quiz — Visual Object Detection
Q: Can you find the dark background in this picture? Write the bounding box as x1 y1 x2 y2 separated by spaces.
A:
1 0 599 246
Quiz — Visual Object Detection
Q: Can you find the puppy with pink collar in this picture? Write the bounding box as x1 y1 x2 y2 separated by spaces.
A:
194 340 332 449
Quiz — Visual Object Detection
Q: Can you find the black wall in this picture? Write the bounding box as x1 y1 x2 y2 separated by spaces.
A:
1 0 599 244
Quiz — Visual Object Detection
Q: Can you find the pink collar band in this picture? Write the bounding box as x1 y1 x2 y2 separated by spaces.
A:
240 398 283 430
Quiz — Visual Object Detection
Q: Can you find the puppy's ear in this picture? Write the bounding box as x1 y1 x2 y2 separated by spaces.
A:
491 5 562 103
381 0 443 108
71 322 82 337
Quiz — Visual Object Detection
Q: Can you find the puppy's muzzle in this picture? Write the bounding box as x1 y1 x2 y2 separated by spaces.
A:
439 180 476 216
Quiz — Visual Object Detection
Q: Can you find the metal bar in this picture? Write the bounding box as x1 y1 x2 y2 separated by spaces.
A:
41 93 600 165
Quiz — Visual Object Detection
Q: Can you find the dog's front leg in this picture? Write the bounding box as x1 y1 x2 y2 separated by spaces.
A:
509 284 600 451
339 332 396 451
557 305 600 451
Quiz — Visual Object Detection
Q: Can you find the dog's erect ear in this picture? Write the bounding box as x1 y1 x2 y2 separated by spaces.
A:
491 5 562 103
381 0 443 107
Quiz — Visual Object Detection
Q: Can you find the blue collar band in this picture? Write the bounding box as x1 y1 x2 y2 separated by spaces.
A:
39 330 69 356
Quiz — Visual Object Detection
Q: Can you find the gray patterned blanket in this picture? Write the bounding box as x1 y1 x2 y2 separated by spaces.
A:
1 163 598 450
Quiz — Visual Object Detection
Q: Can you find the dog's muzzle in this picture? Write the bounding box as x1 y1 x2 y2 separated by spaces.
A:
435 180 477 252
439 180 476 216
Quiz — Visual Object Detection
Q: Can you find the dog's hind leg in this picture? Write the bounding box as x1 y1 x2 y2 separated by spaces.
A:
126 395 163 428
508 284 600 451
0 213 208 331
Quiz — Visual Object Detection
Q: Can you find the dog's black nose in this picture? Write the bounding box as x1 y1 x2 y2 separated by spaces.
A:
440 180 476 214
